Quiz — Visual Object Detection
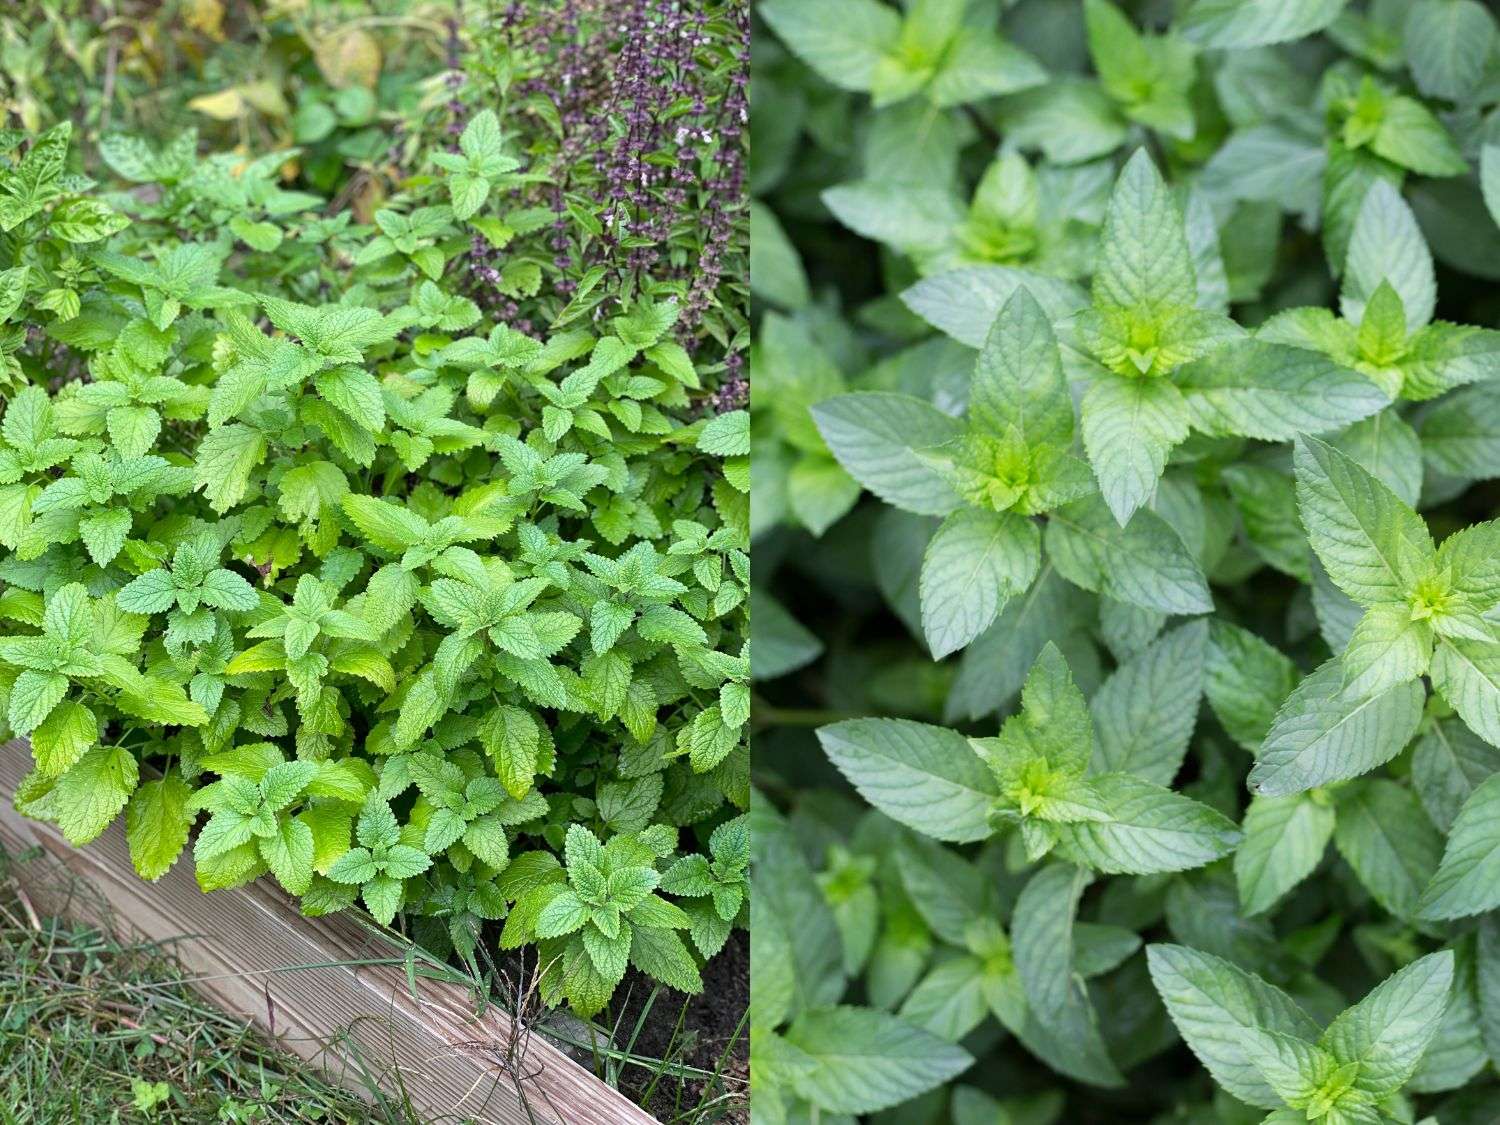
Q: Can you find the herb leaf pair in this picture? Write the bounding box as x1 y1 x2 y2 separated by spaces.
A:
820 641 1239 873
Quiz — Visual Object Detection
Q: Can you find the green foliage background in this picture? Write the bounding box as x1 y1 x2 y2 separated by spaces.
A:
752 0 1500 1121
0 0 749 1024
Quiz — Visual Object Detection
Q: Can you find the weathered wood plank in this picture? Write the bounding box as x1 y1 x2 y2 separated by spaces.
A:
0 741 658 1125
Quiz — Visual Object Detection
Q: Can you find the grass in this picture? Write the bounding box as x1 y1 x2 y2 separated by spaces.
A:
590 984 750 1124
0 842 747 1124
0 844 421 1125
417 932 750 1123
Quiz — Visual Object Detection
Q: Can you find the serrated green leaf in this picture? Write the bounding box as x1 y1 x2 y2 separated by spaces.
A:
1045 497 1213 616
1249 659 1425 796
1206 621 1299 752
969 288 1074 447
53 745 139 846
1146 943 1321 1109
1175 341 1386 440
919 508 1040 659
813 392 966 515
1417 775 1500 920
1333 779 1441 920
1090 620 1206 785
1180 0 1345 47
1294 435 1433 606
1012 863 1124 1086
1081 375 1190 526
1342 179 1436 333
126 773 193 881
783 1006 973 1114
1053 772 1241 874
1235 792 1334 916
817 718 998 843
1320 950 1454 1099
1430 638 1500 747
1093 150 1196 315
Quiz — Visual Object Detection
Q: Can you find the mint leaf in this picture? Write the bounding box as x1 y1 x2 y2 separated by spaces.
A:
1294 435 1433 606
902 267 1088 349
813 392 965 515
1333 779 1441 920
817 719 998 843
1011 864 1124 1087
1146 943 1321 1109
1483 143 1500 231
1081 375 1189 525
969 287 1074 447
1045 497 1213 616
918 508 1039 659
1180 0 1346 47
1092 149 1196 315
1341 179 1436 333
1205 621 1299 751
1319 950 1454 1099
1052 772 1242 874
1175 341 1386 440
1249 659 1425 796
1412 715 1500 832
1430 638 1500 747
782 1006 973 1114
1234 791 1335 916
750 589 823 681
53 745 139 846
1089 620 1206 785
125 772 192 881
1404 1 1498 103
1417 775 1500 920
195 424 266 514
759 0 900 91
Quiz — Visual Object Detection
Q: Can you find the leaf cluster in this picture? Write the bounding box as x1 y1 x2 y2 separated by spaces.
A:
0 24 748 1024
755 0 1500 1120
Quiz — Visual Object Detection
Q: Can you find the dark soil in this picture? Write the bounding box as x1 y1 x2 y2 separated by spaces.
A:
608 928 750 1123
484 927 749 1123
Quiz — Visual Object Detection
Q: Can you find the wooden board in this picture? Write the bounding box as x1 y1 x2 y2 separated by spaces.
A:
0 740 659 1125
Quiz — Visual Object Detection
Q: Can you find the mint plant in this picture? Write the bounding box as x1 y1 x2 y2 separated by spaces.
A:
817 290 1091 656
497 824 703 1014
757 0 1500 1117
661 812 749 959
821 145 1105 279
821 643 1239 873
1150 944 1456 1121
324 794 435 924
0 0 748 1029
760 0 1045 109
1289 436 1500 744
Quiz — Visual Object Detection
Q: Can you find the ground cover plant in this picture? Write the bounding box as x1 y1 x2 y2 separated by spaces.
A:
0 0 749 1069
753 0 1500 1121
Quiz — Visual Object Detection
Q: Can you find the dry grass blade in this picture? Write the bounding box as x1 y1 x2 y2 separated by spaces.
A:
0 843 415 1124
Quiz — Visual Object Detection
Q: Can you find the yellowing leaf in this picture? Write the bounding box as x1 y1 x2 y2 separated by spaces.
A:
239 80 290 117
183 0 225 39
316 29 382 89
188 89 246 121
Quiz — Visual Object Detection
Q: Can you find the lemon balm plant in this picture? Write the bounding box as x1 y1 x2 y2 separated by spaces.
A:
0 28 748 1023
755 0 1500 1119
